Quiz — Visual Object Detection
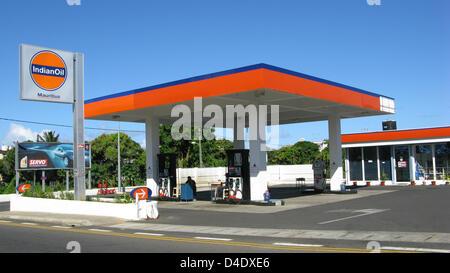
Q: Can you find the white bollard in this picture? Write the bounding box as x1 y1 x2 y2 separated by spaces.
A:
147 201 159 219
136 198 140 219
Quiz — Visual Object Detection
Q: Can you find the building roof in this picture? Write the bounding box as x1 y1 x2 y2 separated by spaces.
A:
342 126 450 147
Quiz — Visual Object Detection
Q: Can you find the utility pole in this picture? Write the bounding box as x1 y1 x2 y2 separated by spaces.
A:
199 136 204 168
193 127 204 168
73 52 86 200
118 121 121 192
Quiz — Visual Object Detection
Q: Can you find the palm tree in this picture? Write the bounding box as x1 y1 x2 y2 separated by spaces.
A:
36 131 60 143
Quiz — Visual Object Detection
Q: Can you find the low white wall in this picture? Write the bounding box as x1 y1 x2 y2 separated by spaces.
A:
0 194 15 202
176 164 314 187
177 167 227 186
9 195 152 220
267 165 314 185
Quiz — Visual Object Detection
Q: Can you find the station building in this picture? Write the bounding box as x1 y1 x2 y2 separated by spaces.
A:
342 126 450 186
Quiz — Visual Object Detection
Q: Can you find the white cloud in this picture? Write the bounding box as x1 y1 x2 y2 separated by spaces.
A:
1 124 52 145
140 138 146 149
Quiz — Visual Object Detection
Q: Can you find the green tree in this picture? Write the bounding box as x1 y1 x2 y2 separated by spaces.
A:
36 131 60 143
159 124 233 168
0 148 16 184
268 141 320 165
90 132 146 186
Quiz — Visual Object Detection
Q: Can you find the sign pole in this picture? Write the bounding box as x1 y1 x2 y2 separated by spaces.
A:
66 170 69 192
73 52 86 200
88 169 91 190
14 142 19 194
15 171 19 195
42 170 45 192
118 121 121 193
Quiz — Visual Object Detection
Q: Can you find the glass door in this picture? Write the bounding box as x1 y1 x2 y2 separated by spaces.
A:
379 146 392 180
395 146 410 182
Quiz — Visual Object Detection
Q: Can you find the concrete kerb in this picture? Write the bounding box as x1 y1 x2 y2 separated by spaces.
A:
0 211 124 227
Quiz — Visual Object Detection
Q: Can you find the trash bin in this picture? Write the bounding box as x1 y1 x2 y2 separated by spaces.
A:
181 184 194 201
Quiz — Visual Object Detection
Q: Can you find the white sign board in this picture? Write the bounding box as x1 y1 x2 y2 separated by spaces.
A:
19 44 74 104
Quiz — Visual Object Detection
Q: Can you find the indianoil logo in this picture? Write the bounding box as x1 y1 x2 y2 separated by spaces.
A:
29 50 67 91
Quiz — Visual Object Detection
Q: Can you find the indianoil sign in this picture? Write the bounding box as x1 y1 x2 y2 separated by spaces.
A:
19 44 74 103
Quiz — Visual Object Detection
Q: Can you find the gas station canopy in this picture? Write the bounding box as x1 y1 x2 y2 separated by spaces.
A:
84 63 396 197
84 63 395 124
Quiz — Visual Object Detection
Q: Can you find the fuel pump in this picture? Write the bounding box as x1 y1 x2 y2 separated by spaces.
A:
158 153 177 199
225 149 250 201
313 159 327 193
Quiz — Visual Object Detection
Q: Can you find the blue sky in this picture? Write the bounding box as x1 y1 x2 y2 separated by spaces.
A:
0 0 449 148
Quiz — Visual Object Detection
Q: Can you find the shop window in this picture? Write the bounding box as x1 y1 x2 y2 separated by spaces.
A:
435 143 449 180
364 147 378 181
415 145 433 180
379 146 392 180
349 148 362 181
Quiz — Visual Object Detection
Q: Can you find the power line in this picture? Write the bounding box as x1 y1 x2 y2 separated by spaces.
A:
0 117 145 133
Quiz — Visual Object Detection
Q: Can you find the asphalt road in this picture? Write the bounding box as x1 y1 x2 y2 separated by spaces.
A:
0 186 449 255
0 219 425 254
154 186 450 233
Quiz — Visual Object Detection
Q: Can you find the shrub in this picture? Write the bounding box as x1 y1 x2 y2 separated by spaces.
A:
2 180 17 194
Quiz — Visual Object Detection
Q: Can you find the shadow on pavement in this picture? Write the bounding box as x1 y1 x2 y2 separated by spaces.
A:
195 184 327 201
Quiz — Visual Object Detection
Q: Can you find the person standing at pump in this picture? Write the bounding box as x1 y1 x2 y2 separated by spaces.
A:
185 176 197 200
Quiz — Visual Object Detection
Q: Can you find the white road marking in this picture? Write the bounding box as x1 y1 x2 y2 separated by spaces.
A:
273 242 323 247
134 232 164 236
0 220 12 223
381 246 450 253
51 226 73 229
88 228 112 232
194 237 233 241
21 222 38 225
318 209 389 225
109 223 450 244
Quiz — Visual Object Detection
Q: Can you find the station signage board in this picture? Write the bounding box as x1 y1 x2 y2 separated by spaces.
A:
18 43 86 200
19 44 75 104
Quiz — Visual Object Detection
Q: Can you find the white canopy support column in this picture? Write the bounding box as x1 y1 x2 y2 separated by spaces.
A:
328 114 343 191
145 116 160 198
249 126 268 201
233 117 245 149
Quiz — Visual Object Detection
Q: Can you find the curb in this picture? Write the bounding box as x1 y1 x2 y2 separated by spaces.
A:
0 212 124 227
0 213 92 227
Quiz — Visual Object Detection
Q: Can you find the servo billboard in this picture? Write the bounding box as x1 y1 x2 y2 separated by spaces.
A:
16 142 91 170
